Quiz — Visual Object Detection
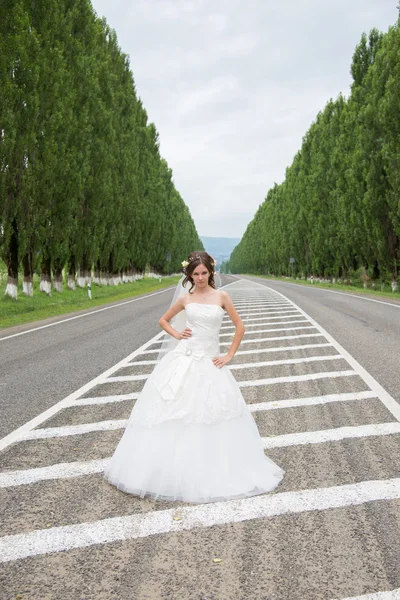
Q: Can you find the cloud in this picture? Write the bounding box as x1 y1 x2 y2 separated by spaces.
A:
91 0 397 238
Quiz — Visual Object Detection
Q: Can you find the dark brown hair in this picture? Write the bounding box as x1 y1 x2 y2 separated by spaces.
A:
182 251 216 293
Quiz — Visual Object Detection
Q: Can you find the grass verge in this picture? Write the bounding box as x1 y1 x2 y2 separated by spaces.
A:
0 276 180 330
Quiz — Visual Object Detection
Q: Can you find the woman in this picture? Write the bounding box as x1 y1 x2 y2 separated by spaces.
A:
105 251 284 503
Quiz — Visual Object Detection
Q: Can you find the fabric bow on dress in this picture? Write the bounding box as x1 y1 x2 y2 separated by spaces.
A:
154 348 206 401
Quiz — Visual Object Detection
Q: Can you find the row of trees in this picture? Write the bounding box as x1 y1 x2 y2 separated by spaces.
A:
0 0 202 298
230 21 400 290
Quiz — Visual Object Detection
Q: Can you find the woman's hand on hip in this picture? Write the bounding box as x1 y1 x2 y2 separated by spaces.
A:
178 327 192 340
212 353 233 368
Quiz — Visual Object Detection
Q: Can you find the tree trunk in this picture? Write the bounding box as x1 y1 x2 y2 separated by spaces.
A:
68 255 76 290
22 250 34 297
53 258 63 292
40 256 52 295
77 253 91 288
4 218 19 299
93 259 101 285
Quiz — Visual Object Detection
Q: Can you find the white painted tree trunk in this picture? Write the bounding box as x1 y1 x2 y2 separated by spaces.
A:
40 278 51 295
67 275 75 290
392 280 398 292
100 275 108 286
5 277 18 299
54 275 63 293
22 278 33 296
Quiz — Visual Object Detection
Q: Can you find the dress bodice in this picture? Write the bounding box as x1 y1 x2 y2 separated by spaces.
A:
175 303 224 357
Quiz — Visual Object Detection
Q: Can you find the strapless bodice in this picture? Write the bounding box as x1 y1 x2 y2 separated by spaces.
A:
174 303 224 358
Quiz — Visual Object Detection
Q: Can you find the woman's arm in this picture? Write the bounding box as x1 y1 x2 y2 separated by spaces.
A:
158 296 192 340
212 291 245 368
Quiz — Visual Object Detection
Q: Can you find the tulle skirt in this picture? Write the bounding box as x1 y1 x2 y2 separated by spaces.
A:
104 347 284 503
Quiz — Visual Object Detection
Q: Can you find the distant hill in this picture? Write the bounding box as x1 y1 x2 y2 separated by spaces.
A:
200 236 240 267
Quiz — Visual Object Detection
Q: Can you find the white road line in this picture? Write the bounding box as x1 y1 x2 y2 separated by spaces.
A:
224 309 298 317
331 588 400 600
262 422 400 448
0 458 109 488
0 286 175 342
220 333 324 345
233 302 290 307
248 391 377 412
219 325 315 337
236 304 291 310
227 314 301 324
247 279 400 422
0 329 164 451
127 353 342 370
68 393 139 407
229 355 343 370
1 478 399 562
238 371 357 387
106 374 148 382
235 343 333 356
220 318 308 330
19 419 127 440
109 356 346 382
125 360 158 366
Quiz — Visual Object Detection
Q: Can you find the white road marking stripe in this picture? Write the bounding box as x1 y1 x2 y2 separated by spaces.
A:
1 478 399 562
230 355 343 370
106 374 148 382
331 588 400 600
224 309 298 317
220 333 324 345
0 286 175 342
219 325 315 337
110 355 344 382
225 314 301 325
154 325 321 346
248 280 400 422
220 318 308 330
236 304 291 310
125 360 158 366
234 304 290 309
235 343 333 355
249 391 377 412
232 300 288 310
67 393 139 406
0 459 109 488
19 420 127 441
238 371 357 387
262 422 400 448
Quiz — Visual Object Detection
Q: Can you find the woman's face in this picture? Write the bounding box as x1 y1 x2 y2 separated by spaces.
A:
192 263 210 288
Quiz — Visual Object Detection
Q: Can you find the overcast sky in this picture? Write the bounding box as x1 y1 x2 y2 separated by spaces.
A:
90 0 397 239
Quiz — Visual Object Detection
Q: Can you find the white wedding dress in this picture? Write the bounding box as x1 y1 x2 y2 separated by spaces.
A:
104 302 284 503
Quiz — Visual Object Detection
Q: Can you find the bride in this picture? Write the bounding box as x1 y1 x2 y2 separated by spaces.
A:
104 251 284 503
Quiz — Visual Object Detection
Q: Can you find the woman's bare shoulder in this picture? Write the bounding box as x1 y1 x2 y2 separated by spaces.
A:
219 290 231 306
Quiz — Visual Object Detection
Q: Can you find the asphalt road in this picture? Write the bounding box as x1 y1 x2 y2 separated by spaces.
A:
1 275 400 600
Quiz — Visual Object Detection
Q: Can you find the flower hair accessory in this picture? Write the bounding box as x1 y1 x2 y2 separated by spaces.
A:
181 260 189 267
